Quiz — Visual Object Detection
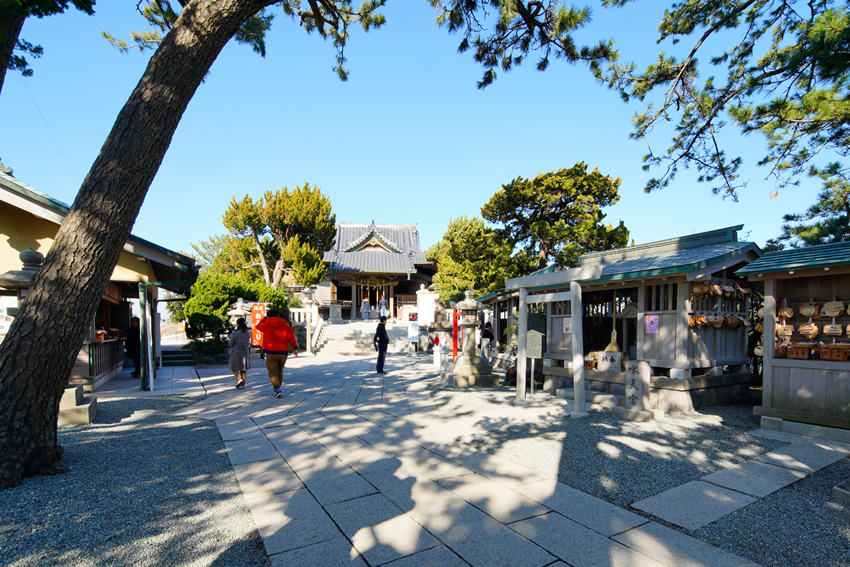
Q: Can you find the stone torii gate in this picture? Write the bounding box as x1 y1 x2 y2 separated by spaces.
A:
504 265 602 417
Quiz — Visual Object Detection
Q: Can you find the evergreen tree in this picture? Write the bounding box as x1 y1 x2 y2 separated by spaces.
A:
482 163 630 269
779 169 850 247
599 0 850 198
426 216 534 302
263 183 335 288
222 195 272 285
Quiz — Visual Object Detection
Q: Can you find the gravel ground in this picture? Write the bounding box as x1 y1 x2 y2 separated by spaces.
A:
0 397 269 567
422 377 850 567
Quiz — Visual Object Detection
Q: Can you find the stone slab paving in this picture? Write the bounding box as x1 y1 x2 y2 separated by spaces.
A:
632 428 850 530
701 460 807 498
612 522 763 567
753 442 850 473
632 481 758 530
167 353 768 567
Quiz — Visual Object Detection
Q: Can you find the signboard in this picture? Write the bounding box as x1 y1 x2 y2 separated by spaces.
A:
645 314 659 334
408 312 419 342
562 317 572 334
416 290 439 326
527 330 543 358
251 303 266 347
596 351 622 372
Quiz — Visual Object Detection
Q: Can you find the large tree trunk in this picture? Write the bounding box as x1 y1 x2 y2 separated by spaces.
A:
251 230 271 286
0 0 275 490
0 9 26 98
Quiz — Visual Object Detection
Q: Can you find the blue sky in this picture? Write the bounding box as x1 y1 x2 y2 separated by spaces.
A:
0 2 820 258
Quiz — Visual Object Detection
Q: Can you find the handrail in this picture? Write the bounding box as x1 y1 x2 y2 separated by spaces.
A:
311 316 324 351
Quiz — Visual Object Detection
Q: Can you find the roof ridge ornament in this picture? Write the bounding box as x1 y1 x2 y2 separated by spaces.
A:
0 158 12 177
342 223 403 253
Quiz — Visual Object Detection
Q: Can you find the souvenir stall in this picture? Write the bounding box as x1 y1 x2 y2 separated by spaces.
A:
737 242 850 431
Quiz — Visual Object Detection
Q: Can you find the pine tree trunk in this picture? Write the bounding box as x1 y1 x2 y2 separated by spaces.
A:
0 0 275 490
0 9 26 98
252 231 271 286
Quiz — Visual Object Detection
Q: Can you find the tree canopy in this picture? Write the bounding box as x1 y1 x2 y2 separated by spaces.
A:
426 216 533 302
223 195 272 285
221 184 335 289
598 0 850 200
778 167 850 247
263 183 336 288
482 163 630 269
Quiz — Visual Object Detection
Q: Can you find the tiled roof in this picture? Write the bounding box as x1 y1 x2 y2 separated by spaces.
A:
324 222 430 274
736 241 850 275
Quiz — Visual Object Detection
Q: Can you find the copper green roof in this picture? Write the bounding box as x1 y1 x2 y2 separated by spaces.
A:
736 241 850 275
581 241 760 282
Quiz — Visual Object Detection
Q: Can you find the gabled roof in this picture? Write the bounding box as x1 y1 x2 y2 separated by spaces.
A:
487 226 761 299
0 171 198 293
578 225 760 283
736 241 850 275
341 221 403 253
324 222 430 274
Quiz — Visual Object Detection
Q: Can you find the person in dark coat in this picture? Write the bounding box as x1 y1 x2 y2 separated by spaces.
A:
125 317 141 378
374 315 389 373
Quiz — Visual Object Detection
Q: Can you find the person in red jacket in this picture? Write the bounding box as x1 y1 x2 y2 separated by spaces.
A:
254 308 298 398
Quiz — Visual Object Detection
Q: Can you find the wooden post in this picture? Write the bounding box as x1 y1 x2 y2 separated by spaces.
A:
763 278 776 410
677 277 689 363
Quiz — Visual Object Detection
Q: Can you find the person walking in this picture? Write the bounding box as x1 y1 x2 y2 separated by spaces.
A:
479 321 494 365
125 317 141 378
378 293 389 319
360 296 371 320
255 309 298 398
374 315 389 373
228 317 251 388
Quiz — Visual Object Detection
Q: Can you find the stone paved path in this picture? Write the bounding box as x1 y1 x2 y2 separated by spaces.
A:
632 429 850 530
170 353 763 567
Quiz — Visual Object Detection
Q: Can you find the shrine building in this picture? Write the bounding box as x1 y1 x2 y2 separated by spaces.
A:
316 222 435 320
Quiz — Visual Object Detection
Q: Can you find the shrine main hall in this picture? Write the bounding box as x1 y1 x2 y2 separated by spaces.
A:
315 222 435 320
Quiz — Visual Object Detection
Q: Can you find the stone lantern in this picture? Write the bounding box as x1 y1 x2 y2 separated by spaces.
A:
227 298 250 321
0 248 44 310
441 289 498 387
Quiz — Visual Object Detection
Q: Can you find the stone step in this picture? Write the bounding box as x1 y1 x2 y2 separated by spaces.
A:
555 388 625 408
161 350 194 360
162 360 194 367
60 385 84 409
58 385 97 425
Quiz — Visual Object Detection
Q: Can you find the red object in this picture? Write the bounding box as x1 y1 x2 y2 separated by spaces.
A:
255 316 298 352
434 337 439 346
453 310 458 362
251 303 266 347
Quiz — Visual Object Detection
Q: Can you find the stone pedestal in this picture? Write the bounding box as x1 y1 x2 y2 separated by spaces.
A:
329 304 343 324
441 352 499 387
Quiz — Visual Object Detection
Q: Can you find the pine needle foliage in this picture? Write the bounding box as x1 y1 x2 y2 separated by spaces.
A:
482 163 630 269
